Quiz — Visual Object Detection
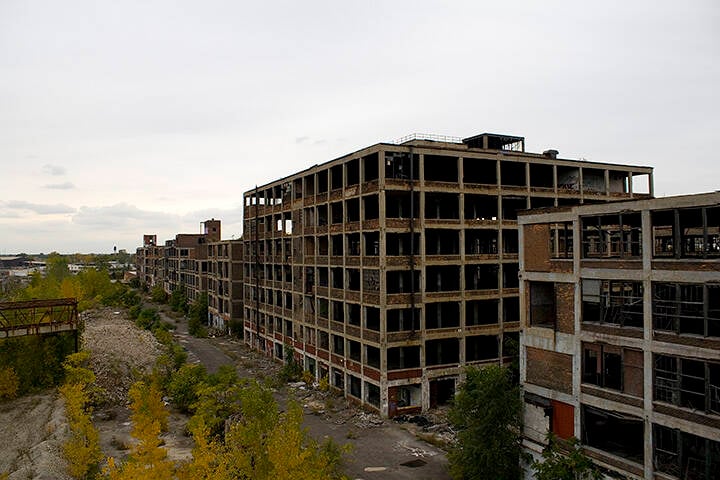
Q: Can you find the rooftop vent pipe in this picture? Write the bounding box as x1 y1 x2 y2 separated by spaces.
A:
542 149 559 159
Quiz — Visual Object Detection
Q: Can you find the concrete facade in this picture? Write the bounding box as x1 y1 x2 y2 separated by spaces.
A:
241 132 653 417
207 238 244 332
519 192 720 479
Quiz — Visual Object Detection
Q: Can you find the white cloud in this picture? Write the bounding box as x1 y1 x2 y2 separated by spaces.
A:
43 181 76 190
1 200 76 215
42 164 67 176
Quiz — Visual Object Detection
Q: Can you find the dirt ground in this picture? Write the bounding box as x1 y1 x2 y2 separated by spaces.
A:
0 305 452 479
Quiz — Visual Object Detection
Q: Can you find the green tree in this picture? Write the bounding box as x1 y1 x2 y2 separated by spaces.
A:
188 293 208 337
169 284 188 313
150 285 168 303
168 363 207 413
448 365 522 480
532 434 601 480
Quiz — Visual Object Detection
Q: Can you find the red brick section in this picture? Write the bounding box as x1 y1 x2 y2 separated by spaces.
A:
555 283 575 334
526 347 573 394
523 224 551 272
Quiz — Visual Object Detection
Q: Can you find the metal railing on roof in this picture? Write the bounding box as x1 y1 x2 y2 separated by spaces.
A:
393 133 463 145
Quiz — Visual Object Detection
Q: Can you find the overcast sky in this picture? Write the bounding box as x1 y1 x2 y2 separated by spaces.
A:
1 0 718 254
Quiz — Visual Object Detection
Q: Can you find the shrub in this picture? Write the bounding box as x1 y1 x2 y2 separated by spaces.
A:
135 308 160 330
168 363 207 413
150 285 168 304
0 367 19 400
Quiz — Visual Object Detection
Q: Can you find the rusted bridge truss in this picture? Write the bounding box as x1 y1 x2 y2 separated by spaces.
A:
0 298 79 339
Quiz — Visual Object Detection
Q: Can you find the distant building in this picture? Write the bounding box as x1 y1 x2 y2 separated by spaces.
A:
518 192 720 479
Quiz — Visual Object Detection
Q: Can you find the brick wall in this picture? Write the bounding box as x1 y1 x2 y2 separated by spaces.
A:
555 283 575 334
526 346 573 394
523 224 551 272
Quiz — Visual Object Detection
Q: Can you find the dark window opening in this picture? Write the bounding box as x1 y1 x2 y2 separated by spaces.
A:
429 379 455 408
502 229 519 254
550 222 574 259
504 297 520 323
582 279 643 328
347 159 360 186
387 308 421 332
347 303 360 326
331 165 343 190
386 233 419 256
330 201 343 225
366 346 380 368
387 346 421 370
503 263 519 288
331 267 343 289
331 235 343 256
530 163 554 189
530 281 555 327
464 194 498 221
331 334 344 355
582 213 642 258
385 152 419 180
347 340 361 362
427 266 460 292
347 233 360 256
582 405 644 464
347 269 360 291
653 283 720 337
425 192 460 220
464 264 498 290
500 161 526 187
348 375 361 398
501 196 527 221
386 191 420 218
317 170 328 193
654 354 720 414
466 335 499 361
362 152 379 182
426 302 460 329
465 229 498 255
426 338 460 366
365 307 380 331
346 198 360 222
466 299 499 326
363 232 380 256
387 270 420 294
366 382 380 407
424 154 458 182
654 424 720 480
425 229 460 255
362 194 379 220
463 157 497 185
331 301 344 324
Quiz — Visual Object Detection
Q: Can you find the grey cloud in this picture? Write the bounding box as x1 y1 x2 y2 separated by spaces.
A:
44 182 76 190
42 164 66 176
1 200 76 215
295 136 310 144
72 203 181 229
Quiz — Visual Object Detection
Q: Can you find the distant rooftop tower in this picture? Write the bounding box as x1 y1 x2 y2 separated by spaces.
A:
202 219 221 242
143 235 157 247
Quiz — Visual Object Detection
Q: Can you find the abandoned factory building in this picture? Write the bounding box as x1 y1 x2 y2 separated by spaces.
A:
519 192 720 479
241 132 653 418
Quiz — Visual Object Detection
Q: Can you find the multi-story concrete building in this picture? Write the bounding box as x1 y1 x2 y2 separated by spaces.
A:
207 238 244 332
242 132 653 417
136 235 162 287
518 192 720 479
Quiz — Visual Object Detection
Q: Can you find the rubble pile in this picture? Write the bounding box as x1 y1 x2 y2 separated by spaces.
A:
82 308 163 404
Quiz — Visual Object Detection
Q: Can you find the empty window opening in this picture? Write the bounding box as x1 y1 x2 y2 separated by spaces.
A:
347 233 361 256
330 201 343 224
387 308 421 332
653 283 720 336
557 166 580 191
654 424 720 479
466 335 498 362
363 232 380 256
464 194 498 221
362 152 379 182
501 196 528 221
502 263 519 288
304 175 315 197
331 301 344 325
316 169 328 193
317 267 328 287
318 236 328 255
582 279 643 328
389 384 422 415
465 229 498 255
424 154 458 182
427 266 460 292
502 229 519 254
348 375 361 398
317 204 328 226
330 267 343 289
317 299 329 319
465 264 498 291
365 382 380 407
530 196 555 209
385 152 419 180
303 236 315 255
331 235 343 256
530 282 556 327
331 165 343 190
466 299 499 326
386 233 419 256
631 173 651 195
332 368 343 389
387 270 420 294
387 346 421 370
582 213 642 258
346 269 360 291
529 163 554 189
582 405 644 464
366 346 380 368
425 193 460 220
425 229 460 255
365 307 380 331
363 269 380 293
426 338 460 366
550 222 574 259
347 340 361 362
426 302 460 329
318 330 329 350
274 342 283 360
362 195 379 220
347 303 360 326
429 379 455 408
463 157 497 185
582 168 606 193
331 334 344 355
344 198 360 223
500 161 526 187
386 191 419 219
347 159 360 186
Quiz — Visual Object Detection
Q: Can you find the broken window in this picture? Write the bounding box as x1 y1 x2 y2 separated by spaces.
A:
363 232 380 256
387 346 420 370
348 375 361 398
653 283 720 336
331 368 343 389
425 338 460 366
426 266 460 292
653 206 720 259
654 354 720 415
549 222 574 259
330 201 343 224
425 302 460 329
386 270 420 294
365 382 380 407
362 194 379 220
385 152 419 180
331 334 344 355
362 152 379 182
582 405 644 464
318 331 329 350
581 279 643 328
347 233 360 256
654 424 720 480
582 344 643 396
529 282 556 328
386 191 419 218
347 340 361 362
347 303 360 326
581 213 642 258
346 198 360 222
331 301 344 324
429 379 455 408
365 346 380 368
346 269 360 291
464 264 498 290
652 209 675 257
365 307 380 331
386 233 419 256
